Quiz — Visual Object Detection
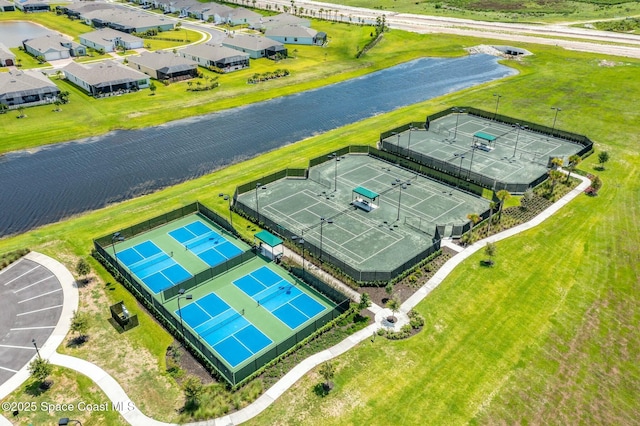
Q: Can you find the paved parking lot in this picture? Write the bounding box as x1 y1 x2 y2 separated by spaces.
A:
0 258 63 386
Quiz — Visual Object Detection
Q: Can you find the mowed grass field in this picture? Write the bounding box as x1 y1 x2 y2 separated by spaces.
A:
0 31 639 425
319 0 640 23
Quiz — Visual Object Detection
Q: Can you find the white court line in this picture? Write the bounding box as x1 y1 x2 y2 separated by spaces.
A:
18 288 62 304
0 344 35 350
17 304 63 316
13 275 55 293
2 266 40 286
10 326 56 331
0 366 19 373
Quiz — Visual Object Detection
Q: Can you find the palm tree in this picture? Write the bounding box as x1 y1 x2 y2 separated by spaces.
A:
550 157 563 169
465 212 481 244
566 154 582 182
487 201 497 236
318 362 336 392
548 169 564 195
496 189 511 223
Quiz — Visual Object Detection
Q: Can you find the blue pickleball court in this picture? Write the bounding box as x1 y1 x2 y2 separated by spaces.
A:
168 220 244 267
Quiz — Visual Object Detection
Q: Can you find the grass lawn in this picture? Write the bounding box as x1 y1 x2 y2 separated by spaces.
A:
3 367 129 426
0 19 469 154
0 30 639 425
318 0 640 23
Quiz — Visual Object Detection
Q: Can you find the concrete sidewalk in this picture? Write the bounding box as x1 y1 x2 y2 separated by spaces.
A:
0 172 590 426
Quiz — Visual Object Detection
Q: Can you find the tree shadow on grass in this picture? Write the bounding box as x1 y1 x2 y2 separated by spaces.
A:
25 380 52 397
313 382 333 397
65 335 89 348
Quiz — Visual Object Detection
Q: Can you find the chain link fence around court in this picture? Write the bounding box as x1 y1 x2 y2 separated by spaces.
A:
234 146 447 283
379 107 594 194
94 201 351 387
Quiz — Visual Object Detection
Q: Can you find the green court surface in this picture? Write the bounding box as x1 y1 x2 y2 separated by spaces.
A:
383 113 584 185
113 213 251 280
237 154 489 275
109 212 336 373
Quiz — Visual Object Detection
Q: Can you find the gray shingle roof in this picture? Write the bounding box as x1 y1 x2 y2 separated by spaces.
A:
0 43 15 60
0 70 59 98
181 43 249 62
128 50 197 73
265 25 318 39
63 60 148 88
80 28 142 45
223 34 284 52
24 34 81 54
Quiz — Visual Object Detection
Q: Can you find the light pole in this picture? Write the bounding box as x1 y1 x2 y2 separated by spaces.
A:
177 288 192 343
32 338 40 359
255 183 266 223
551 107 562 134
218 193 233 226
407 125 413 156
467 145 477 180
292 233 305 279
452 107 465 141
328 152 341 192
392 180 408 221
493 93 501 120
396 131 401 154
512 124 527 157
111 232 124 261
456 154 465 187
319 217 333 262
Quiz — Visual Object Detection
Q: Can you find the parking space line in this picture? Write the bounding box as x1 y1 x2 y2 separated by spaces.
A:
2 265 40 285
0 344 36 350
18 288 62 304
17 304 63 316
13 275 56 293
10 326 56 331
0 366 19 373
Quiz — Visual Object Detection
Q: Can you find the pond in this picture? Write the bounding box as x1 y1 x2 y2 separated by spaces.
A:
0 54 516 237
0 21 56 48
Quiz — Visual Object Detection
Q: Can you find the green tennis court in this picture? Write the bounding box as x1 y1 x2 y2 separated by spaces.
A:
236 154 490 278
383 112 585 187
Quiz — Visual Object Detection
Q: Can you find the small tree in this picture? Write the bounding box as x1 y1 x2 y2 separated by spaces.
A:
76 258 91 284
358 292 371 311
384 282 394 298
70 310 89 343
53 99 62 112
17 106 25 118
484 242 496 266
464 212 481 244
550 157 563 169
386 295 401 322
547 169 564 195
29 357 53 389
149 81 157 95
496 189 511 223
182 375 203 408
318 361 335 392
55 70 62 80
566 154 582 182
597 151 610 170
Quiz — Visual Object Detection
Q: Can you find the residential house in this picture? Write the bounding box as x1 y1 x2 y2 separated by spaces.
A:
0 70 60 108
14 0 50 13
62 60 150 97
0 43 15 66
127 50 197 80
81 9 174 33
225 7 261 27
0 0 16 12
180 43 249 73
222 34 286 60
80 28 143 53
23 34 86 61
265 25 326 46
58 2 113 18
252 13 310 31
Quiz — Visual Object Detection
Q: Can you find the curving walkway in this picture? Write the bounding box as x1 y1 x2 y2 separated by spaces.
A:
0 172 590 426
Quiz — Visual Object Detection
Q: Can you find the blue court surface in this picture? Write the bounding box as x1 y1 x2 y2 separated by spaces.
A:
233 266 327 329
177 292 272 367
117 241 191 293
169 220 244 268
